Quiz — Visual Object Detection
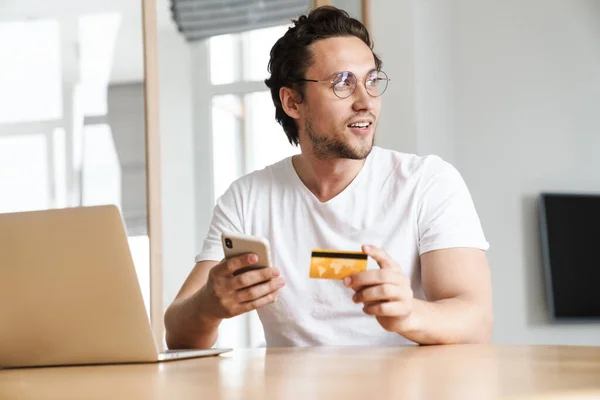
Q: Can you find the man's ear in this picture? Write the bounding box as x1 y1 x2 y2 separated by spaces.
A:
279 86 302 120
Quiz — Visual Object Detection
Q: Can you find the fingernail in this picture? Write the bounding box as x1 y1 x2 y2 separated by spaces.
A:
344 277 351 286
271 268 280 277
249 254 258 263
352 294 358 302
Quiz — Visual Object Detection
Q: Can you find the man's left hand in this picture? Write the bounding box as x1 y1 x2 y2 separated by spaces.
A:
344 245 415 333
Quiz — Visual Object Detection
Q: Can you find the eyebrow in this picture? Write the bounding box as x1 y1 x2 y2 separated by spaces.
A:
319 71 345 81
325 68 379 79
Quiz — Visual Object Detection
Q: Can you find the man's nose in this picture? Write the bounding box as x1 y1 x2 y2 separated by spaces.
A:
351 82 375 112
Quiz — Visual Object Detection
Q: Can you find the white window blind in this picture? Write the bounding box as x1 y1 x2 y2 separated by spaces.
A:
170 0 310 41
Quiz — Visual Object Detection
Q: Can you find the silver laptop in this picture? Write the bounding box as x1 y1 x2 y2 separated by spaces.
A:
0 205 230 368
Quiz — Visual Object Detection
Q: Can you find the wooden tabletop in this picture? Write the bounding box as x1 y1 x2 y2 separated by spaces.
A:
1 345 600 399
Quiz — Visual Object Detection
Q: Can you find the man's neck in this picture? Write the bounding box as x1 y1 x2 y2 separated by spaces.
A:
291 152 367 203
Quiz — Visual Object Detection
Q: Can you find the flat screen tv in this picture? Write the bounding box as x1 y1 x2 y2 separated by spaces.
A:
539 193 600 321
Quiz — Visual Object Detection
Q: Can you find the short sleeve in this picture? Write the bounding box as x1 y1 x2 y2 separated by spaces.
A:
416 156 489 255
194 184 244 263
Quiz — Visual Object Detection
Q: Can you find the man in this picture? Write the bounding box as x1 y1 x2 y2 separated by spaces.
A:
164 6 492 349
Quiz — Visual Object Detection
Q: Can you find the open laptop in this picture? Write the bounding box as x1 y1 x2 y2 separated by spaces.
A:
0 205 230 368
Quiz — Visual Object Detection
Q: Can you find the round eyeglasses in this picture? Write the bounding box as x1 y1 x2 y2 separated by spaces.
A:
296 70 390 99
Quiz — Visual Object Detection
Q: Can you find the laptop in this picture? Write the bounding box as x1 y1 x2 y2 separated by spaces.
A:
0 205 231 368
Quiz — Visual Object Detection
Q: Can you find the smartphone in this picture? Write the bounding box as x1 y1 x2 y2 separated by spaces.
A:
221 231 272 276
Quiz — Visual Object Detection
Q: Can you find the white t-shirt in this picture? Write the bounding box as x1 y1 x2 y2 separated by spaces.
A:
195 146 489 347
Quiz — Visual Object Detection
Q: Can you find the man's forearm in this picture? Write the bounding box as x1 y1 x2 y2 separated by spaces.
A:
395 297 493 345
164 290 222 350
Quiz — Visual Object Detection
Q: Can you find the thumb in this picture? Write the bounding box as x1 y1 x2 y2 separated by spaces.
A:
362 245 400 271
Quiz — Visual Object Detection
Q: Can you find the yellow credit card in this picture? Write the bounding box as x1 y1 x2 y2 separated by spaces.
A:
309 249 368 279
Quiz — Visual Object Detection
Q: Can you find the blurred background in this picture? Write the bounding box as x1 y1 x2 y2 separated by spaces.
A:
1 0 598 349
0 0 150 314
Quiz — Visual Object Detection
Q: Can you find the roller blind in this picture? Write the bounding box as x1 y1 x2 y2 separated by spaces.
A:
170 0 311 41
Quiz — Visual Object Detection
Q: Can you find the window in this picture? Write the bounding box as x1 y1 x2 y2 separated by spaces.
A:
211 95 244 198
79 13 122 116
209 35 240 85
0 15 150 317
52 128 68 209
81 124 121 207
245 91 298 172
209 24 301 199
0 134 50 213
208 25 300 348
241 26 289 82
0 20 62 124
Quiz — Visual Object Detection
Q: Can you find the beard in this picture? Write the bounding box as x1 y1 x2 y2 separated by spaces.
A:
305 118 375 161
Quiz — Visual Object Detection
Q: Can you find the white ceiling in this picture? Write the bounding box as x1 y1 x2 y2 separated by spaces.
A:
0 0 180 83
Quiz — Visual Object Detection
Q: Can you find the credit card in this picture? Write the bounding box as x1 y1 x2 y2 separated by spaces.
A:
309 249 368 280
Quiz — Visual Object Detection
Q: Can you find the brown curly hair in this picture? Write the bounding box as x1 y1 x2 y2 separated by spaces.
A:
264 6 382 146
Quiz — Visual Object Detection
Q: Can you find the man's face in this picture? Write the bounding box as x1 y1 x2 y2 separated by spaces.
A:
299 36 381 160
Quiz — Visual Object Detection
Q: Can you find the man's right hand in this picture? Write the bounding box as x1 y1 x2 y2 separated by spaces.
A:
198 253 285 320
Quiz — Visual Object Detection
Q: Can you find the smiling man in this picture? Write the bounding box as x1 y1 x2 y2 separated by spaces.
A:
164 6 493 349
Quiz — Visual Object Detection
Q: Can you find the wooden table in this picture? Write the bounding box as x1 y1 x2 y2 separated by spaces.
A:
1 345 600 399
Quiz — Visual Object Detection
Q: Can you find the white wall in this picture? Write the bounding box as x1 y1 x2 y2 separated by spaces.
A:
454 0 600 345
412 1 456 165
372 0 600 345
157 26 197 313
157 27 215 317
371 1 419 155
